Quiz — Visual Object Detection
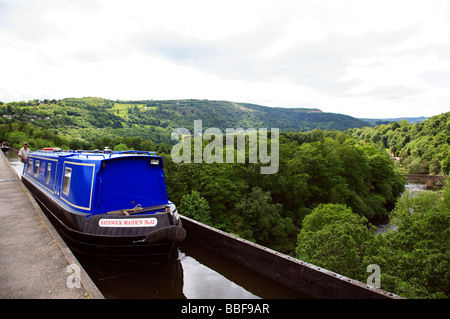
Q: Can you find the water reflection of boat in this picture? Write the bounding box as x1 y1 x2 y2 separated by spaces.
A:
21 148 186 264
76 254 185 299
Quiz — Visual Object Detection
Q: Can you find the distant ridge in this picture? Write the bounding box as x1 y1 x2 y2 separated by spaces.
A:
110 98 370 131
0 97 370 145
361 117 429 125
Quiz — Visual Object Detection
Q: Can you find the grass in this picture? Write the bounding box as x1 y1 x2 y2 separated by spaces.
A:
112 103 154 119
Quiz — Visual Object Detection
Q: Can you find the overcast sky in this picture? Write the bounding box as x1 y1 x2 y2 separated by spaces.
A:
1 0 449 118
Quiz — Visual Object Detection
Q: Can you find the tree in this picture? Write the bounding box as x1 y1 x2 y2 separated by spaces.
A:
233 187 297 253
443 153 450 175
367 189 450 298
178 190 212 225
113 143 129 151
196 163 247 225
140 139 156 151
294 191 450 298
296 204 375 280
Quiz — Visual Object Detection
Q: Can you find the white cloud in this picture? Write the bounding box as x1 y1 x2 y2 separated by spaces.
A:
0 0 449 118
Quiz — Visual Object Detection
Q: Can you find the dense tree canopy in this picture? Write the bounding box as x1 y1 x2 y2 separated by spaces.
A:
367 188 450 298
351 112 450 175
296 204 375 279
161 129 405 255
295 182 450 299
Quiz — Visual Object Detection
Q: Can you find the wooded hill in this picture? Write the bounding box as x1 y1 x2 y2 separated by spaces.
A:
0 97 368 149
351 112 450 175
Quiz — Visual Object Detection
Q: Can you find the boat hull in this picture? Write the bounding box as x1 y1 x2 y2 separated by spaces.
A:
22 175 184 264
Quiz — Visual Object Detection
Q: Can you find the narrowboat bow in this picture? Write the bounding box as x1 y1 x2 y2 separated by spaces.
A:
21 148 186 264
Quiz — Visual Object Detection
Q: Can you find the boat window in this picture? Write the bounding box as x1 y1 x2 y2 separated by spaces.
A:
34 160 40 177
46 163 52 184
63 167 72 196
28 159 33 174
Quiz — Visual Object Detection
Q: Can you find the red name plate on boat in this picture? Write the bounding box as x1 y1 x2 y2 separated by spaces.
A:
98 218 158 227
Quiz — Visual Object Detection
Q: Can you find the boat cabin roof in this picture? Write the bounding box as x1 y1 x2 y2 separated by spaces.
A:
29 148 162 163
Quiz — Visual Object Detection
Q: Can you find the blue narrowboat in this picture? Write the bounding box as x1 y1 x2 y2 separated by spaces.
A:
21 148 186 264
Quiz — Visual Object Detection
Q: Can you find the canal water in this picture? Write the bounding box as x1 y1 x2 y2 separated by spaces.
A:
5 151 307 299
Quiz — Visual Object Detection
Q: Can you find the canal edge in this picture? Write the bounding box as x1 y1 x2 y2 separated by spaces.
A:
2 152 104 299
181 215 403 299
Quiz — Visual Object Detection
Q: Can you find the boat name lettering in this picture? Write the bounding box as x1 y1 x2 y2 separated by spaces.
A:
98 218 158 227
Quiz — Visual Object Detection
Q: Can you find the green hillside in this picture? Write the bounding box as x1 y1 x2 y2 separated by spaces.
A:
351 112 450 175
0 97 369 150
112 98 369 131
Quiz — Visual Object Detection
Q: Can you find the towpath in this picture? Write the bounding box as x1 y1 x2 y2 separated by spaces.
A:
0 151 102 299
